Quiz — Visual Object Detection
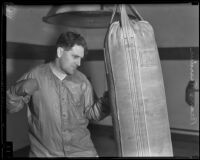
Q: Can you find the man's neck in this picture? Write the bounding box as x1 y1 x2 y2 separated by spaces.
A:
50 61 67 81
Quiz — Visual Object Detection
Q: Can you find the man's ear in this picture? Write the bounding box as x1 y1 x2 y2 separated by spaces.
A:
57 47 63 58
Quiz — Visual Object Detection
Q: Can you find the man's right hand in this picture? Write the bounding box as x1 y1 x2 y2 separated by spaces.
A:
14 79 39 96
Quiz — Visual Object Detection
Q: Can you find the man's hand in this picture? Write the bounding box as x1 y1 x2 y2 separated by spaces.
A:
100 91 110 115
14 79 39 96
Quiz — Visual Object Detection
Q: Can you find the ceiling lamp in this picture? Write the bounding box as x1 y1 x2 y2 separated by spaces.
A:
43 4 138 28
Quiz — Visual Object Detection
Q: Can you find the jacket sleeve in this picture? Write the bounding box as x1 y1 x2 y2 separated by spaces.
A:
83 80 110 121
6 72 32 114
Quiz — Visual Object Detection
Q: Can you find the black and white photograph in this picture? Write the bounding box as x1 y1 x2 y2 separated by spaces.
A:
1 2 199 158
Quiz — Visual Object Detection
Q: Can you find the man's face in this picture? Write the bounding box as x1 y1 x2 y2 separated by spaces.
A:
59 44 84 75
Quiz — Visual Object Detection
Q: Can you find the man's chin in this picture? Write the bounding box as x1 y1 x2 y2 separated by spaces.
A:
67 70 75 75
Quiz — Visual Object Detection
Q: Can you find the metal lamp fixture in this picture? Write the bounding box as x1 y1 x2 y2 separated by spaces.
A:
43 4 137 28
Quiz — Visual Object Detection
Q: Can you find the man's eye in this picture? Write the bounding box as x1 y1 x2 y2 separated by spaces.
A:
73 55 81 59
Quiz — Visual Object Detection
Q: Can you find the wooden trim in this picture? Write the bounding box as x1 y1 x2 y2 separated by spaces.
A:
158 47 199 60
6 42 56 60
88 124 199 143
171 127 199 133
6 42 199 60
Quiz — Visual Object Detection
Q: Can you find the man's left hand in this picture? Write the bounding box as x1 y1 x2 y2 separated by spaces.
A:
100 91 110 115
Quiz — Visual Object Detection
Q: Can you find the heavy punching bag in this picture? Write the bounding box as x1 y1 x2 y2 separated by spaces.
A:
104 5 173 157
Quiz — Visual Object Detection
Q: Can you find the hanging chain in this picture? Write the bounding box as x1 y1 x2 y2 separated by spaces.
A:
190 48 195 81
189 48 197 125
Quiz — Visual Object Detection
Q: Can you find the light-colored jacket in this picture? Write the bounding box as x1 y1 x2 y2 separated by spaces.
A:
7 63 108 157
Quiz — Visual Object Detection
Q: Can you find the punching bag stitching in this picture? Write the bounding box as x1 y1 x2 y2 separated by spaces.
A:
133 27 151 156
121 5 144 156
121 4 151 156
130 15 151 158
121 33 140 156
125 5 151 154
123 28 145 157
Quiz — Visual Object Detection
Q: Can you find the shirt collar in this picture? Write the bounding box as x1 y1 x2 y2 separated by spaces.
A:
49 62 67 81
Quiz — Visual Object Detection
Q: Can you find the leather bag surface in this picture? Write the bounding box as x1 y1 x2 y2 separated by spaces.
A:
104 5 173 157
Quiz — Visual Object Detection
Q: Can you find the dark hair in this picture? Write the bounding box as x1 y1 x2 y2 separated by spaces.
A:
51 32 88 61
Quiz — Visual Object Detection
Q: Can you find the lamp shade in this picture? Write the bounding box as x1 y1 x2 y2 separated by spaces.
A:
43 5 137 28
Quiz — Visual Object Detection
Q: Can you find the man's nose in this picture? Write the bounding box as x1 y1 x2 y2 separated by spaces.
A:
76 59 81 66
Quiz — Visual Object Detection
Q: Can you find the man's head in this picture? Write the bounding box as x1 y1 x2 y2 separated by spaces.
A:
54 32 87 75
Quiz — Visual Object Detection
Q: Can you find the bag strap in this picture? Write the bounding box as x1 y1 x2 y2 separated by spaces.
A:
104 4 144 47
104 4 118 48
109 4 119 26
127 4 144 21
109 4 144 26
120 4 130 33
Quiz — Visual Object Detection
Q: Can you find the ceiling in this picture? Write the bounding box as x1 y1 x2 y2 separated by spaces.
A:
6 4 199 48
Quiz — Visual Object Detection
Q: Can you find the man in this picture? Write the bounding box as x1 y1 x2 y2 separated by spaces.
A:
6 31 110 157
